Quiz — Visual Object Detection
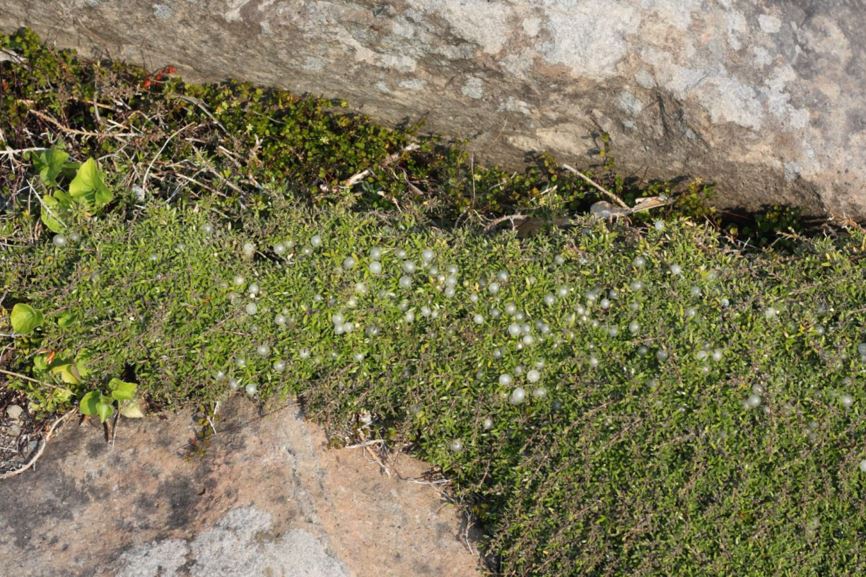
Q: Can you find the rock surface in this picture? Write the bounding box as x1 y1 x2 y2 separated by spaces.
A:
1 1 865 219
0 398 482 577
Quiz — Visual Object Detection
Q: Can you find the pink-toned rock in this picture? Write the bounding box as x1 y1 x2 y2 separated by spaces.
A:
0 398 482 577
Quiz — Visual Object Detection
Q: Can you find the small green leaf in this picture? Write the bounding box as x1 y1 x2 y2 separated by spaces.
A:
30 147 78 187
108 378 137 401
75 350 92 378
32 354 49 372
69 158 113 211
50 363 81 384
54 188 74 206
79 390 100 416
57 311 79 328
40 194 68 233
96 396 115 423
11 303 44 335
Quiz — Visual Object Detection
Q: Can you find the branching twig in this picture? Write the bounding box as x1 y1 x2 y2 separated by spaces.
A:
169 94 229 135
0 48 25 64
206 401 220 435
142 123 194 192
345 431 393 477
0 409 75 480
27 109 137 138
364 444 392 478
0 369 66 390
562 163 628 208
29 185 67 231
345 439 385 449
340 143 420 190
173 173 225 198
376 189 403 212
484 213 528 232
0 146 47 157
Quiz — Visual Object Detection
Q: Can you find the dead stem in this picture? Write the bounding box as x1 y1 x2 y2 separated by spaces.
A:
0 409 75 480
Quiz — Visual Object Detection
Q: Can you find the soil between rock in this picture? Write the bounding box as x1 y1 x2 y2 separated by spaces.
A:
0 397 483 577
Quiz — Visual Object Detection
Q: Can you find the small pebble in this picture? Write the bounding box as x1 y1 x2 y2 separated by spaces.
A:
5 404 23 420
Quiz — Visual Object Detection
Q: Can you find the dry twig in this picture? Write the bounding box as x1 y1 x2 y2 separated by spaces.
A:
484 213 528 232
0 409 75 480
142 123 194 192
562 163 628 208
0 146 47 157
345 439 385 449
27 109 137 139
0 369 66 390
169 94 229 135
339 143 420 190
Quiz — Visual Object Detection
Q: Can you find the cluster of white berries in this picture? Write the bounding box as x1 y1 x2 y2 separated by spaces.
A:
212 225 858 470
332 312 355 335
744 384 766 410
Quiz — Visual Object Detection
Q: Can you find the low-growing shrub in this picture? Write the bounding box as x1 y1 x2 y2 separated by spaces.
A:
4 195 866 576
1 27 720 233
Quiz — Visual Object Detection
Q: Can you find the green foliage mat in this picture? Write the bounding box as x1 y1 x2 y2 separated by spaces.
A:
3 28 866 577
6 198 866 575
